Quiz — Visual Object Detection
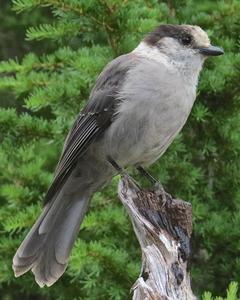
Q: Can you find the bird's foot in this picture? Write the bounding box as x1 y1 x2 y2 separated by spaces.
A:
137 166 171 208
152 182 172 209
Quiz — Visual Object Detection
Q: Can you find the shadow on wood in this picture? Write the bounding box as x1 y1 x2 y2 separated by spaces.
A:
118 174 196 300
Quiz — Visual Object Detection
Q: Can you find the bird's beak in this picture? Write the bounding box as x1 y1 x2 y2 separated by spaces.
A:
199 45 224 56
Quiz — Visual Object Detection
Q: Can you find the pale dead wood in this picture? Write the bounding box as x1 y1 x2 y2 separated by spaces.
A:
118 174 196 300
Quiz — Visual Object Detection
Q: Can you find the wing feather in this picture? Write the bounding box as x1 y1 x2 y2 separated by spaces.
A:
44 53 137 204
44 115 100 203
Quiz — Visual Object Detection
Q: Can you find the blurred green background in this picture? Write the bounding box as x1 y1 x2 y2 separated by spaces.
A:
0 0 239 299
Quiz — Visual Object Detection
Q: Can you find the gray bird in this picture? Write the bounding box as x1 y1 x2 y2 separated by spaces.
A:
13 24 224 287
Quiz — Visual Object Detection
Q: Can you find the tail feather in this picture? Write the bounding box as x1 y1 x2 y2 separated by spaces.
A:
12 191 90 287
54 199 88 264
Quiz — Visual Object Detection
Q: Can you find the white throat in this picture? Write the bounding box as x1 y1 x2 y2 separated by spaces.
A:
133 42 171 66
133 41 203 84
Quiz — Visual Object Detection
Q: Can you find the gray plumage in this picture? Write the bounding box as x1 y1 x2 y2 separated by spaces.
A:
13 24 223 287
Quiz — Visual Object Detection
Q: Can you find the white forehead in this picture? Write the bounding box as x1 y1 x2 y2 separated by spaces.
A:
186 25 210 46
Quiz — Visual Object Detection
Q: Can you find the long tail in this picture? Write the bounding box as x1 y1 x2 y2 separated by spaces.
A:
12 186 90 287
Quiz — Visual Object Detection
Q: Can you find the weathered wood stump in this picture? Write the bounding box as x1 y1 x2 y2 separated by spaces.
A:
118 174 196 300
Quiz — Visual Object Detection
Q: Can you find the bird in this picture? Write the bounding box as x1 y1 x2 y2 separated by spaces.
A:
12 24 224 287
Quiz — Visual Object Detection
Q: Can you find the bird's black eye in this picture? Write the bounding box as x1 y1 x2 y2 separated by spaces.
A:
181 35 192 45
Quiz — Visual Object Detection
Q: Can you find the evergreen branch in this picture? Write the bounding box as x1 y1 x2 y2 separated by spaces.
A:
99 0 115 14
26 22 81 41
0 59 23 73
25 87 52 111
32 61 65 70
0 77 19 90
12 0 51 13
227 282 238 300
1 204 41 233
13 0 114 31
70 240 135 283
0 108 53 142
0 52 67 75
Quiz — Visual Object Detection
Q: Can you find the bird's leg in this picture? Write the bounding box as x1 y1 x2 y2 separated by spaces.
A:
107 155 124 174
136 166 158 185
107 156 141 190
136 166 171 208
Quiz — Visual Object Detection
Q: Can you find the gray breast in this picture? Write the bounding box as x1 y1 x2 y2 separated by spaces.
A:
104 58 197 166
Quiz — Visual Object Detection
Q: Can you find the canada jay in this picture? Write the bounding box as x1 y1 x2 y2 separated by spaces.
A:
13 24 224 287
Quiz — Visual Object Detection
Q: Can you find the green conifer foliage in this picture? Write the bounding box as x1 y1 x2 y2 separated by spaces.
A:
0 0 239 299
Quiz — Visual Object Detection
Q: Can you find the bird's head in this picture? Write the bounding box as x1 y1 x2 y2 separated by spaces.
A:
140 24 224 65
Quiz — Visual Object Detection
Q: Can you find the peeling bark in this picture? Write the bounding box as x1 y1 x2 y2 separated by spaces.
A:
118 174 196 300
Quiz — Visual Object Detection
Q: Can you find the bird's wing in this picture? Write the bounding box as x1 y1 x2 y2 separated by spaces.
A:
44 53 137 204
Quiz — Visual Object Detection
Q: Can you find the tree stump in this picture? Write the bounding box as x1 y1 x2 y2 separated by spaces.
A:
118 174 196 300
